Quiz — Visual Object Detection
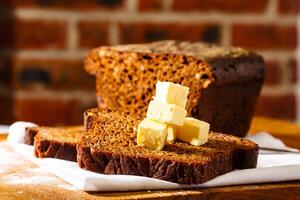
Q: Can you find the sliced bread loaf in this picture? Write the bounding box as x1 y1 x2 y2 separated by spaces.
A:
33 126 83 162
84 40 264 137
78 108 258 184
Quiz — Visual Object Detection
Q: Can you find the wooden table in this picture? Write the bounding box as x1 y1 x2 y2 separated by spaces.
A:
1 116 300 200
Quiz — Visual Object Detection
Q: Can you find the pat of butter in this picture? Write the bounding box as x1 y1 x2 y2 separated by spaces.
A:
155 81 189 108
137 118 168 151
167 125 178 141
177 117 209 146
146 100 187 126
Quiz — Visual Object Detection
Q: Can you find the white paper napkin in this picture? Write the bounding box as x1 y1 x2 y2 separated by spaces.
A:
7 122 37 144
246 132 300 153
7 130 300 191
0 125 9 134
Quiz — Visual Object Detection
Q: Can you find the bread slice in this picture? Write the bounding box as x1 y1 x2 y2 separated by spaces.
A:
33 126 83 162
25 126 82 145
78 108 259 184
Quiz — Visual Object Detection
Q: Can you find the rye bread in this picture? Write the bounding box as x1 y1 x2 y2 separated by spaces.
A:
77 108 259 184
84 40 264 137
33 126 83 162
24 127 39 145
25 126 82 145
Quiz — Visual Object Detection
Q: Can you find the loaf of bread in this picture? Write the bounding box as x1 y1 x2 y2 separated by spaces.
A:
77 108 258 184
84 40 264 137
33 126 83 162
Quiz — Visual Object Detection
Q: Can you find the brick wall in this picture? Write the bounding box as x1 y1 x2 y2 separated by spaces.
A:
0 0 299 125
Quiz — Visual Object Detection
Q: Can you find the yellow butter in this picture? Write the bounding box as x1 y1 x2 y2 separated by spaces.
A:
167 125 178 141
137 118 168 151
146 100 187 126
177 117 209 146
155 81 189 108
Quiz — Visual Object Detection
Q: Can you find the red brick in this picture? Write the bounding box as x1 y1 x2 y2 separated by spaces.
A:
10 0 125 10
13 59 94 90
287 59 297 83
232 24 297 50
254 94 296 120
0 2 11 7
0 56 12 86
0 94 13 124
278 0 300 15
264 61 282 85
138 0 164 11
120 23 221 44
0 1 13 9
13 96 96 126
77 21 109 48
0 17 14 48
14 19 67 49
172 0 269 13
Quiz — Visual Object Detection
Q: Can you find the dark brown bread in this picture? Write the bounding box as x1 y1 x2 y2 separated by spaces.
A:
84 40 264 137
25 126 82 145
24 127 38 145
77 108 259 185
33 126 83 162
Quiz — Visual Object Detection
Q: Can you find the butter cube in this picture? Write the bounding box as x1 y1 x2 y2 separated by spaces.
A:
167 125 178 141
155 81 189 108
146 100 187 126
167 124 178 141
177 117 209 146
137 118 168 151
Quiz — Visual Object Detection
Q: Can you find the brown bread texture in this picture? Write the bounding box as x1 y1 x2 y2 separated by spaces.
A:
25 126 82 145
24 127 39 145
77 108 259 185
84 40 264 137
33 126 83 162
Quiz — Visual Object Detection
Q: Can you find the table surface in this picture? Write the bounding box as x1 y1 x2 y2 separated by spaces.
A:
1 116 300 200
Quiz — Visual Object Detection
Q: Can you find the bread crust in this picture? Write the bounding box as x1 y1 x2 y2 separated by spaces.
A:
24 127 38 145
77 139 258 184
33 127 82 162
34 138 78 162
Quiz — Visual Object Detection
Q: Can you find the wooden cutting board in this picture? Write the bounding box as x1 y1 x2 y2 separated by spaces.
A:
1 116 300 200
